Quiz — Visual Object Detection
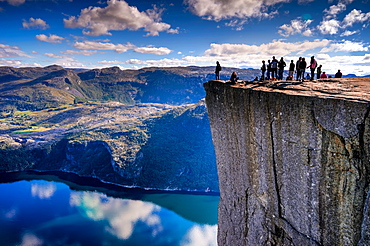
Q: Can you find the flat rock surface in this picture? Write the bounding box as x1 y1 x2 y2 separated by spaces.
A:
214 78 370 103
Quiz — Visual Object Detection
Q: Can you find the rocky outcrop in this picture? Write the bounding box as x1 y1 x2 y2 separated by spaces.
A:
204 79 370 245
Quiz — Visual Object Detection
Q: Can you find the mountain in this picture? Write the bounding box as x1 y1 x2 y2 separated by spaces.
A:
0 65 259 109
0 65 240 192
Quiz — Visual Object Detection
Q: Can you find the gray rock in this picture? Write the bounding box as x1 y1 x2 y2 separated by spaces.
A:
204 79 370 246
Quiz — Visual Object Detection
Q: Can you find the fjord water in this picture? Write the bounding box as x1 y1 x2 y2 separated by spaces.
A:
0 174 219 246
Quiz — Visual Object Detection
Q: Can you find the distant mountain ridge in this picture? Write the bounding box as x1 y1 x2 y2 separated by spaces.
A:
0 65 259 110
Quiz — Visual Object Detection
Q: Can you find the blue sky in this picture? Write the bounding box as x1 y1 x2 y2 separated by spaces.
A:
0 0 370 75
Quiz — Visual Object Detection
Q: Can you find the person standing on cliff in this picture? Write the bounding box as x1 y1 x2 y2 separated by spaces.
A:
316 64 322 79
261 60 266 81
299 57 307 82
278 57 286 80
296 57 302 81
288 60 295 80
215 61 222 80
266 60 271 80
308 56 317 81
270 56 278 80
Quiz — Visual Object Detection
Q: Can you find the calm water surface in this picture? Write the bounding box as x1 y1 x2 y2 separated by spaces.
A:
0 173 219 246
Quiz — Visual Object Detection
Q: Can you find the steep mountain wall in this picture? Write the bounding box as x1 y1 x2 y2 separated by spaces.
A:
204 79 370 245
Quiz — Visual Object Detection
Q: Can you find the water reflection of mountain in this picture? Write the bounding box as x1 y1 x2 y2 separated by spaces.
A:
0 171 219 225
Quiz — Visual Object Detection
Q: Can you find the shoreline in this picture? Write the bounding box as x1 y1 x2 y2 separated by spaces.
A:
0 169 220 197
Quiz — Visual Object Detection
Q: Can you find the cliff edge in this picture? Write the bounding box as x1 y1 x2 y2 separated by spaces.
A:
204 78 370 245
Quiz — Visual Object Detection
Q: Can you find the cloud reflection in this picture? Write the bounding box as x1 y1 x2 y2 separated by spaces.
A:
69 192 162 240
31 182 56 199
19 233 44 246
4 208 17 219
181 224 218 246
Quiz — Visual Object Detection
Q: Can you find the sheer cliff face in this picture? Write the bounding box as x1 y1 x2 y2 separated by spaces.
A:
204 80 370 246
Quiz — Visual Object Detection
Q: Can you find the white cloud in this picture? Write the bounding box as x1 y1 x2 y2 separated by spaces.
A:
74 41 172 55
73 41 135 53
324 3 346 17
126 57 185 67
98 60 125 65
185 0 289 21
31 182 56 199
302 29 313 36
53 56 87 68
181 225 217 246
0 44 31 58
22 18 49 30
134 46 172 55
167 27 180 34
64 0 175 36
0 0 25 6
62 50 98 56
70 192 162 240
320 40 369 53
317 19 341 35
123 59 148 65
224 19 248 31
44 53 63 59
0 59 24 66
0 58 40 67
204 39 331 57
340 30 358 36
318 2 370 36
342 9 370 28
278 18 313 37
36 34 64 43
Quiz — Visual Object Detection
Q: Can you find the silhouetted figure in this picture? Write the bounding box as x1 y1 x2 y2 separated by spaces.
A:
320 72 328 78
215 61 222 80
261 60 266 81
316 65 322 79
308 56 317 81
266 60 271 80
335 69 342 78
288 60 295 79
278 57 286 80
296 57 302 81
254 76 259 81
270 56 278 80
299 58 307 81
230 71 239 84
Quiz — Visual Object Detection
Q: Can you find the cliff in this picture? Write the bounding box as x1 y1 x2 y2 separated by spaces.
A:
204 78 370 245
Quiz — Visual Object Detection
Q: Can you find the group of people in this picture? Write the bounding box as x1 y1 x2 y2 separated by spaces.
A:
261 56 320 81
214 58 343 83
260 56 343 81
